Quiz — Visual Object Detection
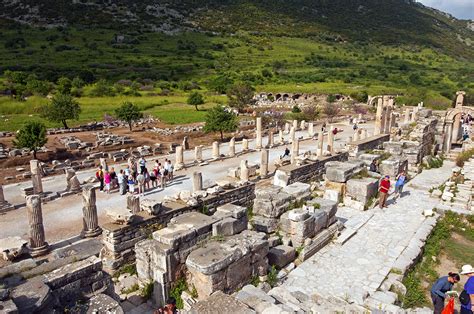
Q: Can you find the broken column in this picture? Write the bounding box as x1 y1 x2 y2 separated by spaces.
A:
26 195 49 257
308 123 314 137
242 139 249 151
284 122 290 134
361 129 368 140
193 172 203 192
260 149 269 177
291 138 299 164
228 137 236 157
300 120 306 130
327 126 335 155
127 194 141 214
267 129 274 148
293 120 298 131
194 145 203 163
182 136 189 150
65 168 81 193
240 160 249 183
30 160 43 195
452 91 466 141
318 131 324 157
0 185 13 211
289 127 295 143
374 97 383 135
212 142 220 159
279 130 284 144
81 185 102 238
175 145 185 169
353 130 360 142
256 117 262 149
99 157 108 172
384 100 393 134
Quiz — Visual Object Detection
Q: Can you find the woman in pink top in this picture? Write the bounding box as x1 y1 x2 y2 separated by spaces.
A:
104 171 111 194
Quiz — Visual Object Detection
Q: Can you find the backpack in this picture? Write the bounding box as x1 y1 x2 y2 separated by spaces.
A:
459 289 470 306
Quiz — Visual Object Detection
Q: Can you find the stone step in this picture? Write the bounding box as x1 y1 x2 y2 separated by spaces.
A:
335 227 357 245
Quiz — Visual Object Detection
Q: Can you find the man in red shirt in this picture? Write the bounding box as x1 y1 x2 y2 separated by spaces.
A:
379 175 390 208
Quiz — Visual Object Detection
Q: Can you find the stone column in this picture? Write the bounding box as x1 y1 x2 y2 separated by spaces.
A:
374 97 383 135
256 117 262 149
175 145 184 168
267 130 274 148
300 120 306 130
361 129 368 140
390 112 397 129
291 138 299 164
242 139 249 151
384 105 392 134
327 126 335 155
99 157 108 172
182 136 189 150
127 195 140 214
260 149 269 177
404 108 410 124
318 131 324 157
194 145 203 163
452 115 462 142
240 160 249 183
81 185 102 238
228 137 236 157
30 160 43 195
455 91 465 107
446 123 453 153
353 130 360 142
289 127 295 143
348 136 353 143
26 195 49 256
284 123 290 134
293 120 298 131
279 130 284 144
192 172 203 192
308 123 314 137
411 106 419 122
212 142 220 159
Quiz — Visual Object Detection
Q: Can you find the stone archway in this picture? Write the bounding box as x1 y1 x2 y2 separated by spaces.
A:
444 106 474 152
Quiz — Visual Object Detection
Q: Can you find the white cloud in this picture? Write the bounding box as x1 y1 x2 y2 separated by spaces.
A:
418 0 474 19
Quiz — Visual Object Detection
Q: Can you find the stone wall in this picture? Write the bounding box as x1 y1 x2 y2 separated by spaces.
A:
347 134 390 156
102 183 255 270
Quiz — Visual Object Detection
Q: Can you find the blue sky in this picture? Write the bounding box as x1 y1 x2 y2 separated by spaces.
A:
418 0 474 20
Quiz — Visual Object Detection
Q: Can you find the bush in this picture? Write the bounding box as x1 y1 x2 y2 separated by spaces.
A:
456 148 474 167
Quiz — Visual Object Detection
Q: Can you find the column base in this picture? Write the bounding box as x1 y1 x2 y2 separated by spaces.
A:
30 243 49 257
83 227 103 238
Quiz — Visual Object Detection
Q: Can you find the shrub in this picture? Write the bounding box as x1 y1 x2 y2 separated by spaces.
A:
455 148 474 167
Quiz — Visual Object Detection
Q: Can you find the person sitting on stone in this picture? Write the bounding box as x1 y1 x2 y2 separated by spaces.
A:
369 160 378 173
154 297 177 314
281 147 290 159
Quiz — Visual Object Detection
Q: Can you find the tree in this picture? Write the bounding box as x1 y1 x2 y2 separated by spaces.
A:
291 105 301 113
227 83 255 112
41 93 81 129
13 121 48 159
323 103 341 122
187 92 204 111
302 104 320 121
115 101 143 131
57 77 72 94
203 105 238 140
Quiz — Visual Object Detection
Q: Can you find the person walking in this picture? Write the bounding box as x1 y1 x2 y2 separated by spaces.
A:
144 168 151 190
150 167 158 188
118 169 127 195
127 174 135 194
431 272 460 314
109 167 117 189
137 170 146 196
394 170 407 199
96 166 104 192
160 165 167 189
104 170 111 194
460 265 474 314
139 157 146 174
379 175 391 208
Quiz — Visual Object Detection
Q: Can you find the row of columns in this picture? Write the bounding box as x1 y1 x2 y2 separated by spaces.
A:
374 96 396 135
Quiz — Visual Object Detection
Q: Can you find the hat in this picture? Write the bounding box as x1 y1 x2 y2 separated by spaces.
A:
461 264 474 275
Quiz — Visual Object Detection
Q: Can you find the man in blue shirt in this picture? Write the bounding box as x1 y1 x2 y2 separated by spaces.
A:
461 264 474 314
431 272 460 314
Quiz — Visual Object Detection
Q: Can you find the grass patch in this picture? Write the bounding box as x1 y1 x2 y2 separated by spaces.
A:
122 283 139 295
455 148 474 167
141 281 154 300
113 264 137 279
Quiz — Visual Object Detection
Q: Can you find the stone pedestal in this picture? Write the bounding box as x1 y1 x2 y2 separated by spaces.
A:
193 172 203 192
318 131 324 157
267 130 274 148
0 185 14 212
327 126 335 155
308 123 314 137
284 123 290 134
127 195 141 214
256 117 262 149
81 185 102 238
260 150 269 177
212 142 220 159
182 136 189 150
240 160 249 182
26 195 49 257
353 130 360 142
279 130 284 144
360 129 368 140
300 120 306 130
228 137 236 157
195 145 203 162
291 139 299 164
242 139 249 151
374 98 383 135
404 109 410 124
289 127 295 143
30 160 43 195
175 145 185 169
293 120 298 131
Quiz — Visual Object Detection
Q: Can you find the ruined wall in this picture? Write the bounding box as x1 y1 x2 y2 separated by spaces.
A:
347 134 391 156
101 183 255 270
284 153 349 184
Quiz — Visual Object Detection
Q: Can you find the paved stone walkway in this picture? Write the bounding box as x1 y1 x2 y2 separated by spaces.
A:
279 161 454 306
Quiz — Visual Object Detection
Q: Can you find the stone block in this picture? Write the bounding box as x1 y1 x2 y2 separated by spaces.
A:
251 216 279 233
346 177 379 203
323 189 340 203
216 203 247 219
379 158 408 177
0 299 18 314
186 242 243 275
273 170 290 187
189 291 254 314
325 160 364 183
307 198 338 220
281 182 311 201
227 254 252 291
212 217 247 236
358 153 381 166
267 245 296 268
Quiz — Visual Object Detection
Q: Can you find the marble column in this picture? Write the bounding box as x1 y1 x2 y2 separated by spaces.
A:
404 108 410 124
384 106 392 134
452 115 462 142
212 142 220 159
0 185 13 211
289 127 295 143
291 138 299 164
411 107 419 122
308 123 314 137
26 195 49 256
30 160 43 195
228 137 236 157
267 130 274 148
81 185 102 238
390 112 397 129
374 98 382 135
192 172 203 192
242 139 249 151
279 130 284 144
194 145 203 163
127 195 140 214
175 145 184 168
300 120 306 130
456 91 465 107
256 117 262 149
99 157 108 172
446 123 453 153
318 131 324 157
293 120 298 131
260 149 269 177
284 123 290 134
182 136 189 150
65 168 81 193
240 160 249 183
327 126 335 155
361 129 368 140
353 130 360 141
